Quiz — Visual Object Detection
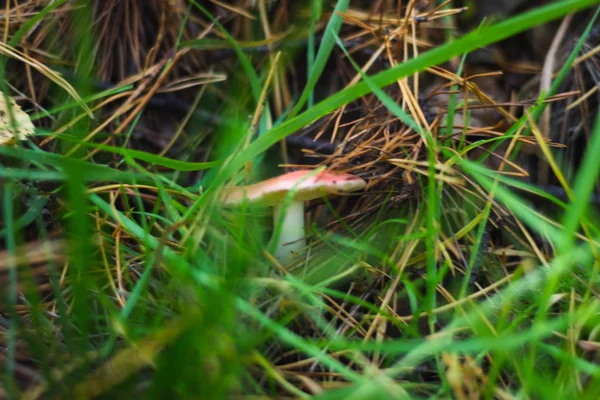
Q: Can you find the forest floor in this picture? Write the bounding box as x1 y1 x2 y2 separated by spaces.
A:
1 1 600 399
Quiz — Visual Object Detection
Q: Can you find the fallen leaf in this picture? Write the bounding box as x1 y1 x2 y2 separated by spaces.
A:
0 93 35 145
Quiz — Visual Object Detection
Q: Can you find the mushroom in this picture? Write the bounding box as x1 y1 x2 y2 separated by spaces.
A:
222 170 366 263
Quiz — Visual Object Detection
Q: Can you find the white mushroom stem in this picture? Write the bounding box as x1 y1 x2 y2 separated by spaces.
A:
272 201 307 263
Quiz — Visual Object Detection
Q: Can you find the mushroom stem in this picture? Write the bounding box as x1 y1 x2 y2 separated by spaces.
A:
272 201 307 263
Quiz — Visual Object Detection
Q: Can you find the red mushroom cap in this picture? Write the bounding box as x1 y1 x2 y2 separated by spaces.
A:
222 170 366 206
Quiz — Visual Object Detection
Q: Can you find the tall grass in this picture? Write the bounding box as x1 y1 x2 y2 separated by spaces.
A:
1 0 600 398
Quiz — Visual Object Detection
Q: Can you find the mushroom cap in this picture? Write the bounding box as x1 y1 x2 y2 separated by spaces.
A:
222 170 366 206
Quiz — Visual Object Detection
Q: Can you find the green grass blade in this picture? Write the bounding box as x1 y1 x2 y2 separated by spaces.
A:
72 140 219 171
2 182 18 398
307 0 323 108
288 0 350 119
559 108 600 250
